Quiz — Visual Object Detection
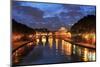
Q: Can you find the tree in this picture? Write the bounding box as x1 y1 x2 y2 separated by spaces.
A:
71 15 96 34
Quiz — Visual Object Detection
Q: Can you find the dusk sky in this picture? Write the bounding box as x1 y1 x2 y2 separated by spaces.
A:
12 1 96 31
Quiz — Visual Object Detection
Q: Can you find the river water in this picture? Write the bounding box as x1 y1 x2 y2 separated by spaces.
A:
14 35 96 66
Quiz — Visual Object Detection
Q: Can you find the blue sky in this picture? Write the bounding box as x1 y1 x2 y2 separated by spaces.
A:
12 1 96 31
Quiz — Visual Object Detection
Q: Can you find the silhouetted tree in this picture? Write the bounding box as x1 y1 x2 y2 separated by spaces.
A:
71 15 96 34
12 19 35 34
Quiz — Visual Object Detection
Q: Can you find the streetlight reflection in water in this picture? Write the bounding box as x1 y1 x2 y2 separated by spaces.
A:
55 38 59 52
36 38 39 45
13 35 95 64
82 48 96 61
37 35 96 62
64 41 72 55
42 36 46 47
27 35 96 61
48 36 53 49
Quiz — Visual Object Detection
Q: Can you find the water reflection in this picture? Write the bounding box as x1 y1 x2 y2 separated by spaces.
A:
72 44 96 61
83 48 88 61
36 38 39 45
13 35 96 65
13 42 34 65
82 48 96 61
39 35 96 61
61 40 65 54
55 39 58 50
13 51 19 64
64 41 72 55
73 45 76 54
42 36 46 46
48 36 53 49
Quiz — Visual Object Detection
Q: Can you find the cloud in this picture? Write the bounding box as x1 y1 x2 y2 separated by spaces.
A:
12 5 45 28
12 1 96 30
43 16 66 30
13 6 44 20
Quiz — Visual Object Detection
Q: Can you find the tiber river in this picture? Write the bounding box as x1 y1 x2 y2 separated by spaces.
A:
14 35 96 66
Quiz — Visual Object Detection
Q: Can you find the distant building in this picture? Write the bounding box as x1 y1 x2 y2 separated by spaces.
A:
58 27 68 33
55 27 71 38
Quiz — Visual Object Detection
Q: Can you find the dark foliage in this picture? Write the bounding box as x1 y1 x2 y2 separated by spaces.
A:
12 19 35 34
71 15 96 34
